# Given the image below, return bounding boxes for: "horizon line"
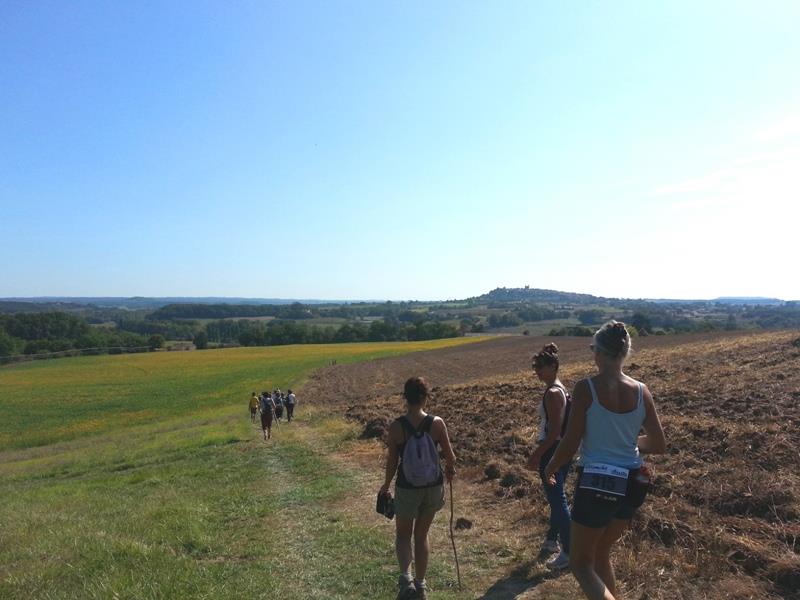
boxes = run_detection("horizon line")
[1,292,793,304]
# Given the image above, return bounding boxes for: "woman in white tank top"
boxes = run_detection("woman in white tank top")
[525,343,572,570]
[544,321,666,600]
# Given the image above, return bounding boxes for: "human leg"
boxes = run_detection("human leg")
[395,516,414,575]
[594,518,629,596]
[543,464,572,553]
[395,516,415,598]
[542,480,559,544]
[569,521,617,600]
[412,510,436,584]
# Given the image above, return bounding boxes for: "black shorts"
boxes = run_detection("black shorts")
[260,412,273,428]
[571,466,649,528]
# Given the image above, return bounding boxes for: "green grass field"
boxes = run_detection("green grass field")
[0,339,483,600]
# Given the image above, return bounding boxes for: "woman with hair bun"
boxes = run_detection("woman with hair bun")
[545,321,666,600]
[525,343,572,570]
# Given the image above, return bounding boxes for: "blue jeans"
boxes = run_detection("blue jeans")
[539,446,571,553]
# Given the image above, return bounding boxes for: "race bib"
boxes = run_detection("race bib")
[579,463,629,497]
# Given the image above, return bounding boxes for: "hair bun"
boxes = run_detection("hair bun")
[594,320,632,358]
[543,343,559,355]
[612,322,628,336]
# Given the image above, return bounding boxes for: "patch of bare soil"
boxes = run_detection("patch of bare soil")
[303,331,800,599]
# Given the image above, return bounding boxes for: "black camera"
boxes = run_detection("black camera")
[376,491,395,520]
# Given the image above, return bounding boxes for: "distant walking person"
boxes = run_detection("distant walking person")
[286,389,296,422]
[545,321,666,600]
[259,391,276,440]
[379,377,456,600]
[526,343,572,570]
[273,391,284,421]
[249,392,259,423]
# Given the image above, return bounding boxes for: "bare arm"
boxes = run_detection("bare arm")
[539,389,566,452]
[380,420,401,494]
[637,385,666,454]
[525,389,566,470]
[433,417,456,481]
[545,380,589,478]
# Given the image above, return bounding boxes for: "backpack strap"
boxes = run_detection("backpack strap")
[398,416,416,438]
[399,415,434,437]
[419,415,434,434]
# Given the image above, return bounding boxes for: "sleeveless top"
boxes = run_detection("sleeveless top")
[536,383,571,442]
[395,415,444,489]
[577,378,645,469]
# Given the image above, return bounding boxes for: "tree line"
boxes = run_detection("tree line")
[0,312,151,357]
[0,311,462,359]
[202,318,460,347]
[148,302,315,320]
[148,301,450,323]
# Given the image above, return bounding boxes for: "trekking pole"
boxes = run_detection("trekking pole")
[448,480,462,591]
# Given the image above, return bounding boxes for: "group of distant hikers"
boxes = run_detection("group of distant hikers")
[248,389,297,440]
[379,320,667,600]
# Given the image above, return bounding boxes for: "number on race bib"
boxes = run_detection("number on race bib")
[579,463,630,497]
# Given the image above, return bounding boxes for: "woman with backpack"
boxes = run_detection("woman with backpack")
[544,321,666,600]
[259,391,275,440]
[525,343,572,571]
[378,376,456,600]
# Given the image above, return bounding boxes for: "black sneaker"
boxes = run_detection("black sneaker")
[411,580,428,599]
[396,575,416,600]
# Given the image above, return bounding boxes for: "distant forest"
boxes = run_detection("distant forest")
[0,312,150,358]
[1,287,799,361]
[0,307,462,360]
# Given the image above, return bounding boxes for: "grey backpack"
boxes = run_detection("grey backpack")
[400,416,441,487]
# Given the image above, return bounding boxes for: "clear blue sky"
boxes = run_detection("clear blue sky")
[2,1,798,300]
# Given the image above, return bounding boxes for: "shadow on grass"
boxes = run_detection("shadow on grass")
[478,560,567,599]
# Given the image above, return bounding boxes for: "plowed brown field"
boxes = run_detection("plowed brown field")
[303,331,800,599]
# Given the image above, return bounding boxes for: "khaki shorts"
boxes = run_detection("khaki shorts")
[395,484,445,520]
